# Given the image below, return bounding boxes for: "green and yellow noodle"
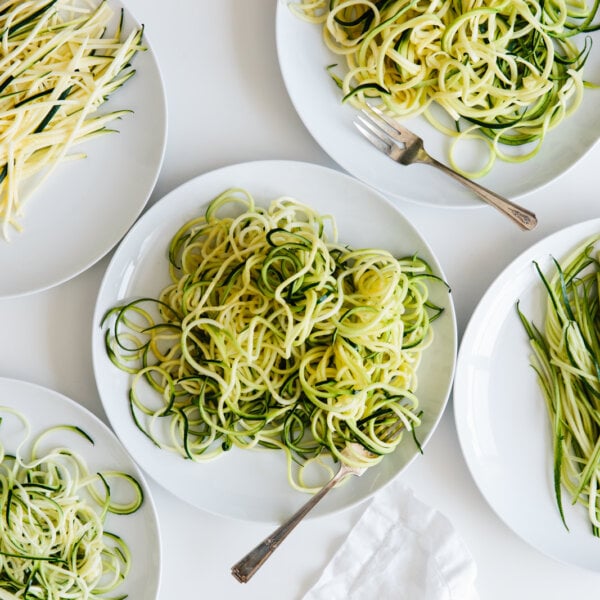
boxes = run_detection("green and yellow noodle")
[0,407,143,598]
[518,234,600,535]
[103,188,446,490]
[0,0,145,239]
[291,0,599,175]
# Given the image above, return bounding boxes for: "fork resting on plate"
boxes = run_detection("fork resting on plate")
[231,420,404,583]
[355,107,537,231]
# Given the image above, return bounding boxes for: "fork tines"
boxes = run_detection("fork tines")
[378,416,406,445]
[354,106,413,155]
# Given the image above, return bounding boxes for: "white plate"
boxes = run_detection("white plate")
[91,159,457,522]
[0,377,161,597]
[0,0,167,298]
[454,218,600,571]
[276,2,600,208]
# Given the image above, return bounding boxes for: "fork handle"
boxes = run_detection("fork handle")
[424,156,537,231]
[231,466,348,583]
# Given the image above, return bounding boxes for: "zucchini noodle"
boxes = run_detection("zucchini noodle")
[102,188,447,491]
[518,234,600,535]
[291,0,599,175]
[0,406,143,599]
[0,0,145,240]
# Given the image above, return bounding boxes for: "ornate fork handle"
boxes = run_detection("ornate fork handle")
[356,107,538,231]
[415,148,537,231]
[231,462,361,583]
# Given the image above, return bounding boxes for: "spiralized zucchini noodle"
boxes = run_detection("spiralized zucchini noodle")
[0,0,145,240]
[518,234,600,535]
[0,406,143,599]
[102,188,447,491]
[290,0,599,176]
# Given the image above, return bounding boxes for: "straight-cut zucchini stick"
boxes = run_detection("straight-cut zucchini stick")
[518,234,600,535]
[0,0,145,240]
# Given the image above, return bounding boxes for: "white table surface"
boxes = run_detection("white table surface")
[2,1,600,597]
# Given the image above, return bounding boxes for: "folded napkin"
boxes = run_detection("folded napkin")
[303,480,479,600]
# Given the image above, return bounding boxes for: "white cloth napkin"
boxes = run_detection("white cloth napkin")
[303,480,479,600]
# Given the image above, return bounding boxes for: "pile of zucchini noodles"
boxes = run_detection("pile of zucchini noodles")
[0,406,143,598]
[518,235,600,535]
[291,0,599,176]
[102,188,446,491]
[0,0,144,240]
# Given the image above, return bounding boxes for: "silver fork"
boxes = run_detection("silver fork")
[231,420,404,583]
[355,107,537,231]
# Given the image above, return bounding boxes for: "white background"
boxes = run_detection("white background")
[2,1,600,597]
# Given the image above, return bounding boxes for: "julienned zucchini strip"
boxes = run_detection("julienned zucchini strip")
[0,406,143,598]
[518,233,600,535]
[0,0,145,240]
[291,0,599,176]
[102,188,449,492]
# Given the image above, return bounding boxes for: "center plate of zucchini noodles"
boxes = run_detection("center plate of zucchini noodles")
[92,160,457,522]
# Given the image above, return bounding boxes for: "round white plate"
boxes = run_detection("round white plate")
[454,218,600,571]
[276,2,600,208]
[0,377,161,597]
[0,0,167,298]
[91,159,457,523]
